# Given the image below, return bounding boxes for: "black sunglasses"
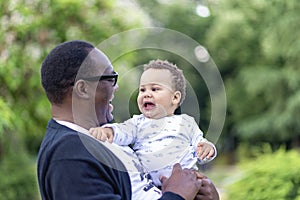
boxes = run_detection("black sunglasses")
[79,71,118,86]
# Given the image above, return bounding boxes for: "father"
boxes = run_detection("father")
[37,40,219,200]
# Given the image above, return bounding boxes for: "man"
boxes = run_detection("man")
[37,40,219,200]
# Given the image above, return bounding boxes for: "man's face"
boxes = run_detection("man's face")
[94,65,118,126]
[77,48,118,127]
[71,48,118,129]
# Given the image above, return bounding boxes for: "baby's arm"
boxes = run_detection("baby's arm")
[89,127,114,143]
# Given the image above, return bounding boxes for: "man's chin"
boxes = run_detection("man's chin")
[97,110,114,126]
[98,114,113,126]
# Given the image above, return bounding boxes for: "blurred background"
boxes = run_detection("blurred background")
[1,0,300,199]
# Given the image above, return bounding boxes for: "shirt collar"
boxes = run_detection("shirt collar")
[54,119,90,136]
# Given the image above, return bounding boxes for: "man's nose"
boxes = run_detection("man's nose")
[113,83,119,91]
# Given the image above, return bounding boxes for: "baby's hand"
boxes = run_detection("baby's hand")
[89,127,114,143]
[197,142,215,160]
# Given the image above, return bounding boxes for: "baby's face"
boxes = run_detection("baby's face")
[137,68,180,119]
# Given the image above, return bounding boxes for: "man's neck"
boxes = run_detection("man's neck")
[51,102,99,130]
[52,103,74,123]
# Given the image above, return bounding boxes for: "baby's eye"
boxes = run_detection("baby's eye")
[152,87,160,91]
[140,88,145,92]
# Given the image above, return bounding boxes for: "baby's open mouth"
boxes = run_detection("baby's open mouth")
[144,102,155,110]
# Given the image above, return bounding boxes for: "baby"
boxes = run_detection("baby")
[90,59,217,186]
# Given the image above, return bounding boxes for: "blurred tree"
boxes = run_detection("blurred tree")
[0,0,150,198]
[2,0,299,190]
[0,98,14,158]
[207,0,300,152]
[0,0,148,154]
[125,0,216,132]
[0,98,38,199]
[227,148,300,200]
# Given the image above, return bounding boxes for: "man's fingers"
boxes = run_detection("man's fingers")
[202,178,213,186]
[192,170,207,179]
[195,178,203,190]
[160,163,182,184]
[172,163,182,173]
[159,175,167,184]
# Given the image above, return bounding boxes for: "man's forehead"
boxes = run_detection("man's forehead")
[76,48,113,78]
[86,48,112,74]
[91,48,110,65]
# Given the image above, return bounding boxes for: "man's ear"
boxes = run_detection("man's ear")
[73,80,89,99]
[172,91,181,105]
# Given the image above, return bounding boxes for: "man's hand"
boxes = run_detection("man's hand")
[194,178,220,200]
[89,127,114,143]
[160,163,202,200]
[190,170,219,200]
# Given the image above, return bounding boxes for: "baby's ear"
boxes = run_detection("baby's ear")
[172,91,181,105]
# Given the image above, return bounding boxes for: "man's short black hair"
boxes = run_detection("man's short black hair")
[41,40,94,104]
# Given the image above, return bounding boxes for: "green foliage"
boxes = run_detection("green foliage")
[0,150,39,200]
[0,98,38,200]
[1,0,300,197]
[236,142,273,161]
[0,98,14,138]
[0,0,149,199]
[0,0,148,154]
[138,0,213,42]
[207,0,300,145]
[120,0,214,130]
[227,149,300,200]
